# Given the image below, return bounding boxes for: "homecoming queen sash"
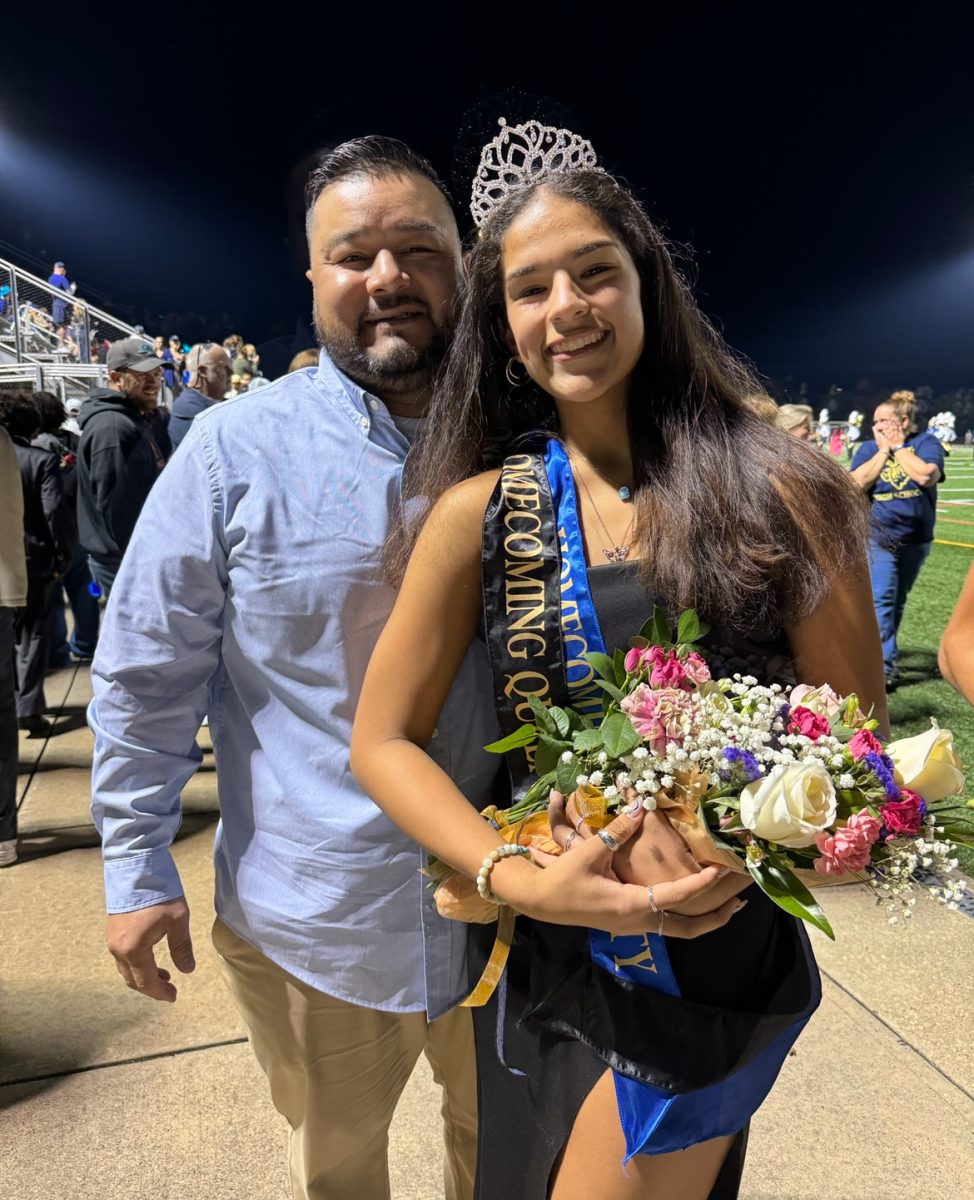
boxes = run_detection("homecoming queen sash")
[482,439,820,1160]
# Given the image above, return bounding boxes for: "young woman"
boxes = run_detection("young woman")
[351,141,887,1200]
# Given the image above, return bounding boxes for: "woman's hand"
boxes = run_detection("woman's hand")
[491,801,746,939]
[550,788,752,918]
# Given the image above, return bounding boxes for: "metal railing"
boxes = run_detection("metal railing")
[0,256,144,396]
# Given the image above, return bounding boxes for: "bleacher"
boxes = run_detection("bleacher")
[0,256,143,402]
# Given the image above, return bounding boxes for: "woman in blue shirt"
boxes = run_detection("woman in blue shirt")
[850,390,945,688]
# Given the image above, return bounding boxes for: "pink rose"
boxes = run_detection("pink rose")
[683,652,711,685]
[788,706,831,741]
[650,653,689,690]
[814,809,879,875]
[848,729,883,761]
[790,683,844,717]
[881,790,925,838]
[624,647,644,673]
[620,685,693,755]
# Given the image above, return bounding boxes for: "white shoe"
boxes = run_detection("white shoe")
[0,840,17,867]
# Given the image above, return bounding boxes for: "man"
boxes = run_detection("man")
[90,138,499,1200]
[168,342,231,449]
[77,337,168,597]
[850,390,944,689]
[0,408,29,867]
[48,261,74,338]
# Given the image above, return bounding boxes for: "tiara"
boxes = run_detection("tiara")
[470,118,600,228]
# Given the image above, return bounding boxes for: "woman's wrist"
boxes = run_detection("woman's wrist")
[486,852,541,909]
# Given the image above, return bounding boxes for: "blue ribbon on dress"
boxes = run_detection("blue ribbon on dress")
[543,437,815,1161]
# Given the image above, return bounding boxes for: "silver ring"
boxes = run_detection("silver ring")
[573,814,586,832]
[657,910,665,937]
[647,885,659,914]
[597,827,621,852]
[563,830,579,852]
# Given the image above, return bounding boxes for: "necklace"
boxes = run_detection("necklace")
[570,461,636,562]
[565,444,633,502]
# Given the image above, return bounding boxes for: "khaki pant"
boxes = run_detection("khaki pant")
[212,918,478,1200]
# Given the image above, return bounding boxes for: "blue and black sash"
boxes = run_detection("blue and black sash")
[482,439,820,1159]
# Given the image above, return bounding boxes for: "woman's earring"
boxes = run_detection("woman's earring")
[505,356,529,387]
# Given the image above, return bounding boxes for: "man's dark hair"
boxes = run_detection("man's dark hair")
[0,392,42,439]
[304,136,454,239]
[30,390,67,435]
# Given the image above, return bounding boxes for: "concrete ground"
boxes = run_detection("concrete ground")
[2,662,972,1199]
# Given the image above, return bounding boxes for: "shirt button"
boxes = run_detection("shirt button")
[360,415,369,429]
[369,399,379,411]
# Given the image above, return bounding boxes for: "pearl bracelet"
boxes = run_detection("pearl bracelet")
[476,844,532,903]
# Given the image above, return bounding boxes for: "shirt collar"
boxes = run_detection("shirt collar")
[311,349,411,450]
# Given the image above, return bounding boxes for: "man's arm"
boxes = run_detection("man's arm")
[91,420,228,1002]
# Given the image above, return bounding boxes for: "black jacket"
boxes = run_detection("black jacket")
[77,387,165,568]
[12,438,76,577]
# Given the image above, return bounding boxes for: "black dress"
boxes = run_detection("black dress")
[469,564,806,1200]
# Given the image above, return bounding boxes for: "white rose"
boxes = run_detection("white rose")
[739,762,837,849]
[885,725,965,802]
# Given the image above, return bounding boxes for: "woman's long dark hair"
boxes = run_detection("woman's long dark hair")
[391,169,869,633]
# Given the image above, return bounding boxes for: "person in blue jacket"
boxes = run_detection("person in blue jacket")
[850,390,944,688]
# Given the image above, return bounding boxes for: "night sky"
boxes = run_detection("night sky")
[2,4,972,393]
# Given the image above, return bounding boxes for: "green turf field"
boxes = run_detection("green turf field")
[888,444,974,872]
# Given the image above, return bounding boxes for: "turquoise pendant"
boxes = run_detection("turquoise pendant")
[618,486,632,502]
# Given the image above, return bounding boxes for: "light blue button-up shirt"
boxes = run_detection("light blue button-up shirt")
[89,353,500,1017]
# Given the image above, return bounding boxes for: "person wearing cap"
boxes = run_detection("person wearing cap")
[48,261,74,338]
[168,343,231,450]
[77,337,168,597]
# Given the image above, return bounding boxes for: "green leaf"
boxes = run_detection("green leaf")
[548,706,571,739]
[585,651,617,683]
[746,856,834,939]
[556,757,583,795]
[484,724,538,754]
[639,607,672,648]
[612,647,627,686]
[573,728,604,752]
[567,709,595,732]
[677,610,701,645]
[593,678,624,701]
[600,711,642,758]
[528,694,557,735]
[536,734,571,776]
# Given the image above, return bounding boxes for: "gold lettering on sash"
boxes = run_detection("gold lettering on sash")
[611,934,659,975]
[557,526,605,719]
[508,632,546,660]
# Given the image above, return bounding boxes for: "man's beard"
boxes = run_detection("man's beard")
[313,297,450,397]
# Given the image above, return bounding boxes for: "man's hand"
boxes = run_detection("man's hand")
[106,897,195,1003]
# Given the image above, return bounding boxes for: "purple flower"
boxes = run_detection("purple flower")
[722,747,763,783]
[865,751,900,800]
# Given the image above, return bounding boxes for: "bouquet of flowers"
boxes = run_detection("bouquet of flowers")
[474,609,972,938]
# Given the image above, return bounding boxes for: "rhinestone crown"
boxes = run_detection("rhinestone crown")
[470,118,600,228]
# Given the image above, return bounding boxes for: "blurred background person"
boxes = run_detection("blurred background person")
[775,403,814,440]
[48,260,74,341]
[30,391,99,664]
[169,342,232,450]
[850,389,945,689]
[287,348,319,373]
[6,394,74,737]
[0,401,28,866]
[939,562,974,705]
[77,338,168,598]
